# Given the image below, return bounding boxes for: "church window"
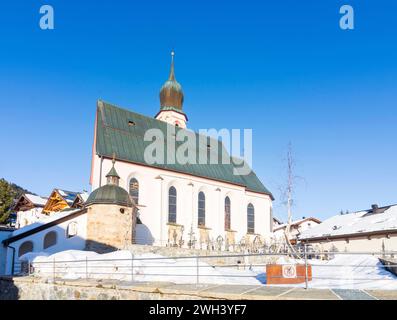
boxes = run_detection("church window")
[168,186,177,223]
[18,241,33,258]
[198,192,206,226]
[129,178,139,204]
[43,231,57,249]
[225,197,231,230]
[247,203,255,234]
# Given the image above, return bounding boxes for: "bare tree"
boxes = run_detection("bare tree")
[284,142,294,240]
[279,142,304,258]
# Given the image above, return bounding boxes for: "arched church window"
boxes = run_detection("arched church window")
[129,178,139,204]
[18,241,33,258]
[43,231,57,249]
[247,203,255,234]
[198,192,206,226]
[168,186,177,223]
[225,197,231,230]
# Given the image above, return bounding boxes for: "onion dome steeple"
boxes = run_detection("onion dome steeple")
[85,153,134,207]
[106,153,120,186]
[159,51,184,111]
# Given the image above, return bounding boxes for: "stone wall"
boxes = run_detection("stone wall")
[0,276,210,300]
[127,244,277,266]
[86,204,136,253]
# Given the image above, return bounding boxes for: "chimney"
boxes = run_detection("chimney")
[371,204,379,214]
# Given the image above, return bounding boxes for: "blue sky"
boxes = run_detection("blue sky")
[0,0,396,222]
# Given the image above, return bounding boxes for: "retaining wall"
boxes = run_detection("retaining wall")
[127,244,277,265]
[0,276,210,300]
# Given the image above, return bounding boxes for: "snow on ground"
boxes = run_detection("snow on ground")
[25,250,262,285]
[252,254,397,290]
[23,251,397,290]
[308,254,397,290]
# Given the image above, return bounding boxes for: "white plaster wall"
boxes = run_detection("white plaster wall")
[274,220,321,241]
[16,208,47,229]
[298,220,319,234]
[92,156,273,247]
[308,235,397,253]
[0,230,13,275]
[4,214,87,275]
[155,110,187,128]
[273,229,284,240]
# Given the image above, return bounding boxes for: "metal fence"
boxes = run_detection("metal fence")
[15,249,397,290]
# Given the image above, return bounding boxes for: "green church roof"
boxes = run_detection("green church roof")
[95,100,274,199]
[86,184,133,207]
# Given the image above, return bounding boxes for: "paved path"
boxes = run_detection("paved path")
[332,289,377,300]
[73,279,397,300]
[2,276,397,300]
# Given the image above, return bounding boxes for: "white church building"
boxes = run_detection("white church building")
[89,52,274,250]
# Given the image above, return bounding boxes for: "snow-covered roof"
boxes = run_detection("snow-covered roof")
[55,189,79,204]
[274,217,321,231]
[273,217,283,225]
[8,209,81,238]
[300,204,397,240]
[79,192,89,202]
[25,194,48,206]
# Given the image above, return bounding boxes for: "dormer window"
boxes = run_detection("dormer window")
[128,120,136,126]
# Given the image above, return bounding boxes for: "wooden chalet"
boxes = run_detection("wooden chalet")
[13,194,48,212]
[42,189,80,214]
[71,192,89,209]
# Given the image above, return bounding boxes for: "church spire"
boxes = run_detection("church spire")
[156,51,188,128]
[159,50,184,111]
[168,50,175,81]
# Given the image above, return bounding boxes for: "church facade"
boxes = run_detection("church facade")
[90,53,274,251]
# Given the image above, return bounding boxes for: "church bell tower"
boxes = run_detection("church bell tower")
[155,51,188,128]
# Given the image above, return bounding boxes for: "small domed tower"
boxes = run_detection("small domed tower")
[155,51,188,128]
[85,155,137,253]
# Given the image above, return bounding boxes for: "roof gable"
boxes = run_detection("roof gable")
[95,100,273,198]
[56,189,79,204]
[42,189,79,214]
[274,217,321,231]
[13,194,48,212]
